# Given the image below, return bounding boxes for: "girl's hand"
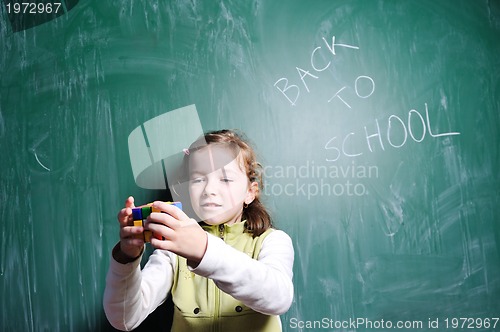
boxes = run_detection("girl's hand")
[146,201,208,267]
[116,196,144,261]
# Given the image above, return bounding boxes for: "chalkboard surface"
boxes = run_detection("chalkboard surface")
[1,0,499,331]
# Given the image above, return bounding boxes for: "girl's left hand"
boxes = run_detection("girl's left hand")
[145,201,208,267]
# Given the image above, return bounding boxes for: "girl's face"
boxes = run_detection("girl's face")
[188,144,256,225]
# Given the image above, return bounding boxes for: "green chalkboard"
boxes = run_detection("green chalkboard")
[1,0,499,331]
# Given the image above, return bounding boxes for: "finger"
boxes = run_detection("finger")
[117,197,136,226]
[120,225,143,238]
[117,207,133,225]
[125,196,135,209]
[146,221,175,239]
[120,226,145,246]
[150,236,173,250]
[147,211,181,231]
[152,201,188,220]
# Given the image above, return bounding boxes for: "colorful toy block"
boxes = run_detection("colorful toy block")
[132,201,182,243]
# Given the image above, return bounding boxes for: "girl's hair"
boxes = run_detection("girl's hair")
[184,129,273,237]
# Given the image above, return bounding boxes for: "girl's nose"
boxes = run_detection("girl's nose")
[202,176,217,196]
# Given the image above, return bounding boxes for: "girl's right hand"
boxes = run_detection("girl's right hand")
[116,196,144,260]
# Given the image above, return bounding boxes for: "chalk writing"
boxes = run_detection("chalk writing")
[273,33,461,162]
[328,75,375,108]
[274,35,359,106]
[325,103,460,162]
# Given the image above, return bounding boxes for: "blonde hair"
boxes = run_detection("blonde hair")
[184,129,273,237]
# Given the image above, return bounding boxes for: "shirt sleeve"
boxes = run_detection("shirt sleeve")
[189,230,294,315]
[103,245,177,331]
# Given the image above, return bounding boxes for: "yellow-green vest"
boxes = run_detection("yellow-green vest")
[171,221,282,332]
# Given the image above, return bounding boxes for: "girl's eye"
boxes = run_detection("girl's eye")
[191,178,204,184]
[221,178,233,183]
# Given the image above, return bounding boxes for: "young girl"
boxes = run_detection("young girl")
[103,129,294,331]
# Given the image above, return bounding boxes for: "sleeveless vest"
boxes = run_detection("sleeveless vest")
[171,221,281,332]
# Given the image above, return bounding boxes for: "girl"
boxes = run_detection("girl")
[103,129,294,331]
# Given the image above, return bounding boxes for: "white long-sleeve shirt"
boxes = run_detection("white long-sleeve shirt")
[103,227,294,331]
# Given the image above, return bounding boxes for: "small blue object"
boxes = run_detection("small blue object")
[132,208,142,220]
[171,202,182,210]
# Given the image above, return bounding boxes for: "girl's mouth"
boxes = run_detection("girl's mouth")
[201,202,222,208]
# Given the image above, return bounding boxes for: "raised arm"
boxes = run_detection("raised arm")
[190,230,294,315]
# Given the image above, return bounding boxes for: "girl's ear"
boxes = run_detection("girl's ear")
[245,181,259,204]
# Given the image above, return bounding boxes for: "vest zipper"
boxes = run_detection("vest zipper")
[213,280,221,332]
[218,224,225,240]
[214,224,225,331]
